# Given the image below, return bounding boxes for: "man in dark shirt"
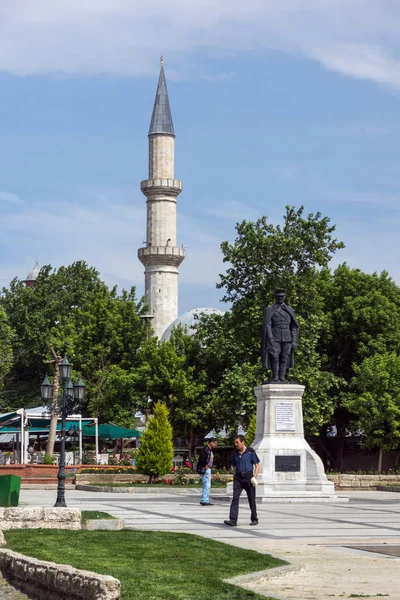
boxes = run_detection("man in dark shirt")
[224,434,260,526]
[197,437,217,506]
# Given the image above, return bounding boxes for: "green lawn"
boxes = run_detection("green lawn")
[4,530,284,600]
[81,510,116,523]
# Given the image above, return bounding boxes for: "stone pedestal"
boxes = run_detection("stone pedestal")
[228,383,346,502]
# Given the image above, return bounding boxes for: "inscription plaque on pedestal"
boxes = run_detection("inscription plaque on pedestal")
[275,455,301,472]
[276,402,295,431]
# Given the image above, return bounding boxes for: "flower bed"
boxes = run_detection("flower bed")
[75,472,232,486]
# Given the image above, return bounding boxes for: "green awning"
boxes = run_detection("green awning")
[0,418,95,434]
[0,412,18,425]
[83,423,141,439]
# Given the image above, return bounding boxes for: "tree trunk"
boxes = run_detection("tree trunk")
[335,435,345,471]
[316,436,335,471]
[333,416,348,471]
[378,447,383,473]
[46,347,61,456]
[187,427,194,463]
[395,448,400,469]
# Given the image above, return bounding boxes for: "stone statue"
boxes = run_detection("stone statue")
[261,289,299,383]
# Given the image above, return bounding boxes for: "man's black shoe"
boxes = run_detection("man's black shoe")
[250,520,259,526]
[200,502,213,506]
[224,519,237,526]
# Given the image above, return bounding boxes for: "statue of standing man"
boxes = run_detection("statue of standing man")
[261,289,299,383]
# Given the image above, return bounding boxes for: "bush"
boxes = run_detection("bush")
[42,454,56,465]
[82,452,97,465]
[136,401,174,483]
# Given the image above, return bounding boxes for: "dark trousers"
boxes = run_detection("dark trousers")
[269,341,292,380]
[229,472,257,523]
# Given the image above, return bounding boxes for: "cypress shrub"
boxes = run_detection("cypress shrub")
[245,414,257,447]
[136,401,174,482]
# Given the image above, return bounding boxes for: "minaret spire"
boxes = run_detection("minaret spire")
[138,60,185,339]
[148,57,175,137]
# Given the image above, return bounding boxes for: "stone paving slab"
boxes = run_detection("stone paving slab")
[345,544,400,557]
[16,488,400,600]
[0,577,31,600]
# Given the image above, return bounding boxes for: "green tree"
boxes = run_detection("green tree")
[135,326,211,459]
[135,401,174,482]
[318,265,400,468]
[245,414,257,447]
[197,206,344,433]
[1,262,147,453]
[344,353,400,472]
[0,307,13,399]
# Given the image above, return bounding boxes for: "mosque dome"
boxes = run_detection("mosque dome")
[161,307,225,342]
[24,259,41,287]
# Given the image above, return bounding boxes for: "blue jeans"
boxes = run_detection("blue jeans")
[200,469,211,503]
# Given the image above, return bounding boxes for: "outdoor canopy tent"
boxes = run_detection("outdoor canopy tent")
[0,407,98,464]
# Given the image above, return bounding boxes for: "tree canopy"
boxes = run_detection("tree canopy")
[1,261,146,423]
[0,307,13,396]
[196,206,344,435]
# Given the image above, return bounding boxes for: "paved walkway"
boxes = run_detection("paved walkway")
[0,577,30,600]
[15,488,400,599]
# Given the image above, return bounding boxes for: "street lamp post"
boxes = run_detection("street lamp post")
[67,425,80,465]
[41,357,85,507]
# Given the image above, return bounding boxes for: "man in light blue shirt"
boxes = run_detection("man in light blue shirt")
[197,437,218,506]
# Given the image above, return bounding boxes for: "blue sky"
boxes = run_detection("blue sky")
[1,0,400,314]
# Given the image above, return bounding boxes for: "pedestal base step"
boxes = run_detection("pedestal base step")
[257,492,349,503]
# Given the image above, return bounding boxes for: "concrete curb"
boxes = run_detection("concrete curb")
[377,485,400,492]
[76,484,226,496]
[224,563,301,586]
[83,519,125,530]
[0,549,120,600]
[224,563,302,599]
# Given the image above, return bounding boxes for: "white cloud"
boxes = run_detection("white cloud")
[0,191,24,205]
[205,200,260,221]
[1,1,400,88]
[0,189,226,296]
[326,189,400,206]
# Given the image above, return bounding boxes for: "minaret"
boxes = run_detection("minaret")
[138,58,185,339]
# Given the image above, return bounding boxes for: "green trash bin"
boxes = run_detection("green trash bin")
[0,474,21,507]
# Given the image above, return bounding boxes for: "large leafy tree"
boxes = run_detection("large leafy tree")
[0,307,13,401]
[1,261,147,437]
[344,353,400,471]
[197,206,344,434]
[318,265,400,467]
[134,326,213,459]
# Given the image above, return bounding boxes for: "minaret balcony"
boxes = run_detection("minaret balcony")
[137,245,186,268]
[141,178,183,197]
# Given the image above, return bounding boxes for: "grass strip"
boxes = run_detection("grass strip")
[81,510,116,523]
[4,529,284,600]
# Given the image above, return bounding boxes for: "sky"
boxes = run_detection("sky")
[1,0,400,315]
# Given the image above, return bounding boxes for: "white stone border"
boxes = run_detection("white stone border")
[0,549,120,600]
[0,507,81,530]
